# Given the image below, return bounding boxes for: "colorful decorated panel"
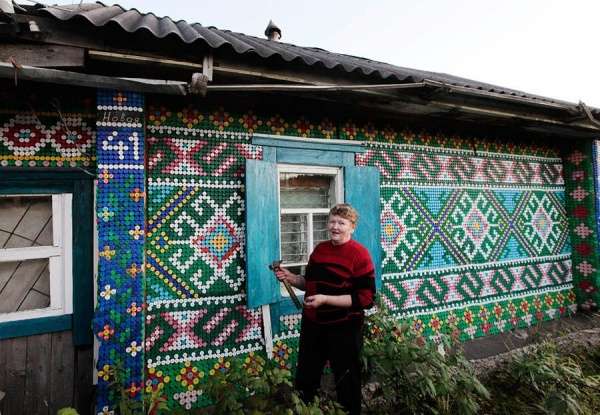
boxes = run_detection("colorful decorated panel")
[565,143,600,311]
[143,102,581,410]
[0,102,95,168]
[145,106,267,410]
[358,141,576,339]
[94,90,146,414]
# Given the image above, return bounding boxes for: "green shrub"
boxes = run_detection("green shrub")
[203,355,346,415]
[361,306,489,415]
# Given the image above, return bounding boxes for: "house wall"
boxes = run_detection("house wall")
[0,332,93,415]
[140,96,595,411]
[361,141,572,337]
[3,85,599,414]
[0,87,96,415]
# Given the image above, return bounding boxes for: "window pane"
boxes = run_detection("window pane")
[0,259,50,313]
[312,214,329,248]
[281,214,308,263]
[0,196,53,249]
[280,173,334,209]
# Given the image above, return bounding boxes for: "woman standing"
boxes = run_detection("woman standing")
[274,203,376,415]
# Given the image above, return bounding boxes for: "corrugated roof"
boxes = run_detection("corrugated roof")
[34,2,567,106]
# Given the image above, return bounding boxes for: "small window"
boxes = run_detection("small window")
[0,194,73,323]
[278,165,343,295]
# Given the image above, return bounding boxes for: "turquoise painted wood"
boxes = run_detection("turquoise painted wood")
[276,148,348,166]
[342,152,355,166]
[253,135,364,154]
[262,146,276,162]
[345,165,383,289]
[245,160,281,308]
[0,183,73,194]
[0,172,94,344]
[270,295,304,334]
[72,179,94,345]
[0,170,94,181]
[0,315,72,340]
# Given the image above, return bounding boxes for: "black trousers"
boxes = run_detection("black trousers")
[295,318,363,415]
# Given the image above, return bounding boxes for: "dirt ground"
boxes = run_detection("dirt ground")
[465,311,600,373]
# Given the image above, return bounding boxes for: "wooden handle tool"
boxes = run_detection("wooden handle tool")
[269,260,303,310]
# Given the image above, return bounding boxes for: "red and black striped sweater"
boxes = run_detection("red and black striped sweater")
[303,239,376,324]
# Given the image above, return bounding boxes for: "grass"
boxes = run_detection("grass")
[478,340,600,414]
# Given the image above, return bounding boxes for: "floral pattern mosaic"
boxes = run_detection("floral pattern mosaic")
[565,142,600,310]
[0,107,96,167]
[94,90,146,414]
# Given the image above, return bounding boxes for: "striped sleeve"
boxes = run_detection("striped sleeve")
[350,248,376,310]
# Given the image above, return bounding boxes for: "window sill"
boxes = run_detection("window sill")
[0,314,72,340]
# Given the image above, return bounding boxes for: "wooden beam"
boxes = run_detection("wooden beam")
[11,15,207,66]
[0,62,188,95]
[202,53,213,81]
[430,99,600,131]
[206,82,427,92]
[12,15,106,50]
[0,44,84,67]
[211,56,444,106]
[88,49,202,70]
[213,60,322,85]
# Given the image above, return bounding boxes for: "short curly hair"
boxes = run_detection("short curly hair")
[329,203,358,224]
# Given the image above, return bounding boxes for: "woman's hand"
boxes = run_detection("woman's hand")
[273,266,306,290]
[304,294,328,309]
[274,267,295,283]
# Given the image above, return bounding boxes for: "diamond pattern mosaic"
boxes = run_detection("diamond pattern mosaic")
[139,103,585,410]
[379,187,569,273]
[144,105,267,410]
[146,182,246,298]
[360,141,576,337]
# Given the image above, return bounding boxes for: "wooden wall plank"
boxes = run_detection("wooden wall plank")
[24,333,51,415]
[0,338,6,414]
[0,44,85,68]
[74,346,94,415]
[0,331,88,414]
[49,331,75,414]
[3,337,27,415]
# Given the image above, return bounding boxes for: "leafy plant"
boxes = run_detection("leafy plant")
[105,360,171,415]
[203,354,346,415]
[481,341,600,414]
[361,304,489,415]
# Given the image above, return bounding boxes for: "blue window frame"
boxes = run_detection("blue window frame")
[245,134,381,335]
[0,170,94,345]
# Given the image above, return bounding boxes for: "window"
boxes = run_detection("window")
[0,171,93,344]
[0,194,72,322]
[278,165,343,285]
[245,133,382,354]
[246,133,381,308]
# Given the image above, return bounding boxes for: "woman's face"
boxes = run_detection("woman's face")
[328,214,355,245]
